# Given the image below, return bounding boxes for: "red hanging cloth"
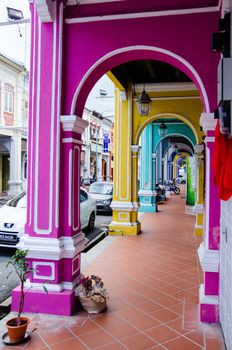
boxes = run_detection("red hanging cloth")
[212,120,232,200]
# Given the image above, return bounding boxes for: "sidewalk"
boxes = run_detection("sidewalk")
[0,194,225,350]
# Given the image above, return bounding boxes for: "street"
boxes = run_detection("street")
[0,213,112,304]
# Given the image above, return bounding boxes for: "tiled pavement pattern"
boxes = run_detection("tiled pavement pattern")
[0,193,226,349]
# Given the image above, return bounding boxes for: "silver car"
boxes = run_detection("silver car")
[88,182,113,213]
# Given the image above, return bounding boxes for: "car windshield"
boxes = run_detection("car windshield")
[89,183,113,195]
[7,192,26,208]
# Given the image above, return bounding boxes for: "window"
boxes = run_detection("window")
[4,85,14,113]
[80,189,88,203]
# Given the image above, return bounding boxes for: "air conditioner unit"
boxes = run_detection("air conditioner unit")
[217,58,232,105]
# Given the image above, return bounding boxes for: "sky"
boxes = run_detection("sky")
[0,0,115,115]
[0,0,31,69]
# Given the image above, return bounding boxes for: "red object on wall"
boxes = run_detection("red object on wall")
[213,120,232,200]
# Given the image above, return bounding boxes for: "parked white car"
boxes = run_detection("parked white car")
[88,182,113,213]
[0,189,96,248]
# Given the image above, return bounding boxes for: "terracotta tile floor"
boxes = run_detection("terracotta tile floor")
[0,192,226,349]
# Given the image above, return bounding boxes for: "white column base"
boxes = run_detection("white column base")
[7,180,23,195]
[199,284,219,305]
[198,242,219,272]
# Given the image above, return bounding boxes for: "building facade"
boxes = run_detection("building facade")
[13,4,232,347]
[0,53,28,195]
[81,108,114,183]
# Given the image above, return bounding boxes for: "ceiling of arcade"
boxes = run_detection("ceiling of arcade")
[65,0,219,20]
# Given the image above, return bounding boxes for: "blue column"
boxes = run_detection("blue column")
[138,124,157,212]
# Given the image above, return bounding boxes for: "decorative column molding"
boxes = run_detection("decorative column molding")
[12,3,87,317]
[194,143,205,236]
[17,233,87,260]
[60,115,89,134]
[138,125,157,213]
[200,113,217,132]
[109,89,141,235]
[198,113,220,323]
[198,242,220,272]
[34,0,55,22]
[200,113,217,142]
[131,145,140,153]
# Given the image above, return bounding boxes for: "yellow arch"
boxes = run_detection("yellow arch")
[135,113,199,145]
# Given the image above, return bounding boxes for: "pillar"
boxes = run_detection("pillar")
[194,144,204,236]
[138,124,157,212]
[84,143,91,182]
[198,113,220,323]
[12,2,88,316]
[8,131,23,194]
[97,150,102,181]
[109,90,141,235]
[106,154,111,181]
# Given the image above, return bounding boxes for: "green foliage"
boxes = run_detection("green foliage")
[6,250,33,322]
[6,250,33,282]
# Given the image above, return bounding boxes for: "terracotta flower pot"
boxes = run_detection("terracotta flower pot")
[6,317,30,342]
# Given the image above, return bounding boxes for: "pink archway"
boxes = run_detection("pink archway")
[70,46,210,117]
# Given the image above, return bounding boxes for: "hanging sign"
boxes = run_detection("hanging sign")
[103,134,110,153]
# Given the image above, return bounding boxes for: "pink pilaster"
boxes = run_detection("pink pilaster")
[198,113,220,323]
[12,2,87,316]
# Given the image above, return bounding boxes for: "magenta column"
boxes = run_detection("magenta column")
[198,113,220,323]
[11,2,87,315]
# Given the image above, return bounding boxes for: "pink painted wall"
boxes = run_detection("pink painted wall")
[205,272,219,295]
[62,11,220,116]
[26,4,63,238]
[207,139,220,250]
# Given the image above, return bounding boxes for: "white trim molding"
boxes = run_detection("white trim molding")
[131,145,140,153]
[205,136,215,143]
[111,201,139,211]
[35,0,55,22]
[32,261,55,280]
[17,232,87,260]
[110,221,139,227]
[198,242,220,272]
[66,6,219,24]
[199,284,219,305]
[24,276,80,292]
[138,189,156,196]
[195,224,203,229]
[200,113,217,132]
[195,203,204,214]
[60,115,89,134]
[135,82,197,93]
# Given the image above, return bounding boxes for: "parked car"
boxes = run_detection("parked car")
[0,189,96,248]
[88,182,113,213]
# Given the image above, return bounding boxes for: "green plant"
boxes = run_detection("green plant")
[6,250,33,326]
[75,274,108,303]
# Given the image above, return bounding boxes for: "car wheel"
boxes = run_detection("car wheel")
[86,212,95,232]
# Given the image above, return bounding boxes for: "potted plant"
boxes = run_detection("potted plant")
[75,274,108,314]
[5,250,33,343]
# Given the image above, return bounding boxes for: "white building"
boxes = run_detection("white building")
[81,108,114,183]
[0,53,28,194]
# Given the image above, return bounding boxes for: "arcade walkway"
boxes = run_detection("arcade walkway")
[1,194,225,350]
